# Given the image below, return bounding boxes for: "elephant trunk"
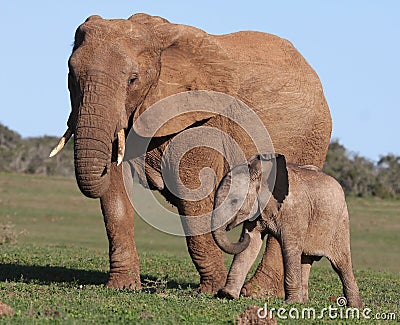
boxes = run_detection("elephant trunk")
[74,116,113,198]
[70,71,127,199]
[212,220,250,255]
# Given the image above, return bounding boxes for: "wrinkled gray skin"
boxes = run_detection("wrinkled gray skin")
[212,154,363,307]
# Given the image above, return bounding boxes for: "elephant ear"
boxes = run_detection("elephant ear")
[255,153,289,206]
[271,154,289,203]
[130,15,239,137]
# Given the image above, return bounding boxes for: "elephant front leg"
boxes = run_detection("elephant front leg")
[242,235,285,298]
[100,164,141,290]
[282,246,302,303]
[218,227,263,299]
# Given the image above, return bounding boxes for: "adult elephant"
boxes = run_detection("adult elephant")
[50,13,332,295]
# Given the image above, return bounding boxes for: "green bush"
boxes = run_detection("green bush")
[324,139,400,199]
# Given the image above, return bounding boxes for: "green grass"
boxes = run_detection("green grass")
[0,172,399,324]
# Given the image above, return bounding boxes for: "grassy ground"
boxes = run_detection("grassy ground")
[0,172,399,324]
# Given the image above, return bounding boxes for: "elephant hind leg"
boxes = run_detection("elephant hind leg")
[186,233,227,293]
[300,255,315,302]
[328,253,363,308]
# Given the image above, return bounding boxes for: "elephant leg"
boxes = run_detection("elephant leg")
[218,228,263,299]
[242,235,285,298]
[178,191,227,293]
[100,164,141,290]
[186,234,227,293]
[282,245,302,303]
[329,254,363,308]
[300,255,314,302]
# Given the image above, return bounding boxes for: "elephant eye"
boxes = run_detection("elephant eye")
[231,198,238,205]
[128,75,138,85]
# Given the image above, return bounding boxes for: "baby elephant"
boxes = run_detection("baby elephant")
[212,153,362,307]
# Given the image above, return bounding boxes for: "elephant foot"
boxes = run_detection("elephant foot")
[105,272,142,290]
[346,294,363,308]
[197,271,227,294]
[217,287,239,300]
[284,296,302,304]
[241,276,285,298]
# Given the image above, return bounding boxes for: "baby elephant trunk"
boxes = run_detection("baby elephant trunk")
[212,224,250,255]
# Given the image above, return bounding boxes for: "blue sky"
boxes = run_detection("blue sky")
[0,1,399,161]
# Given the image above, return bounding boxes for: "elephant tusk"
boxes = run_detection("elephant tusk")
[49,128,73,158]
[117,129,125,166]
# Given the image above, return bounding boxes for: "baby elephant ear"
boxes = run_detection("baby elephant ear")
[273,154,289,203]
[258,153,289,204]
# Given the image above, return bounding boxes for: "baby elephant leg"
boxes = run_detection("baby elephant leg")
[282,246,303,303]
[242,235,285,298]
[328,226,363,308]
[218,229,263,299]
[300,255,315,302]
[329,254,363,308]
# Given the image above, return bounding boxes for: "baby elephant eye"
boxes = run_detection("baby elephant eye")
[231,198,238,205]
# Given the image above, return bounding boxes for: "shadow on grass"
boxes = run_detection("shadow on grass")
[0,264,197,291]
[0,263,108,285]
